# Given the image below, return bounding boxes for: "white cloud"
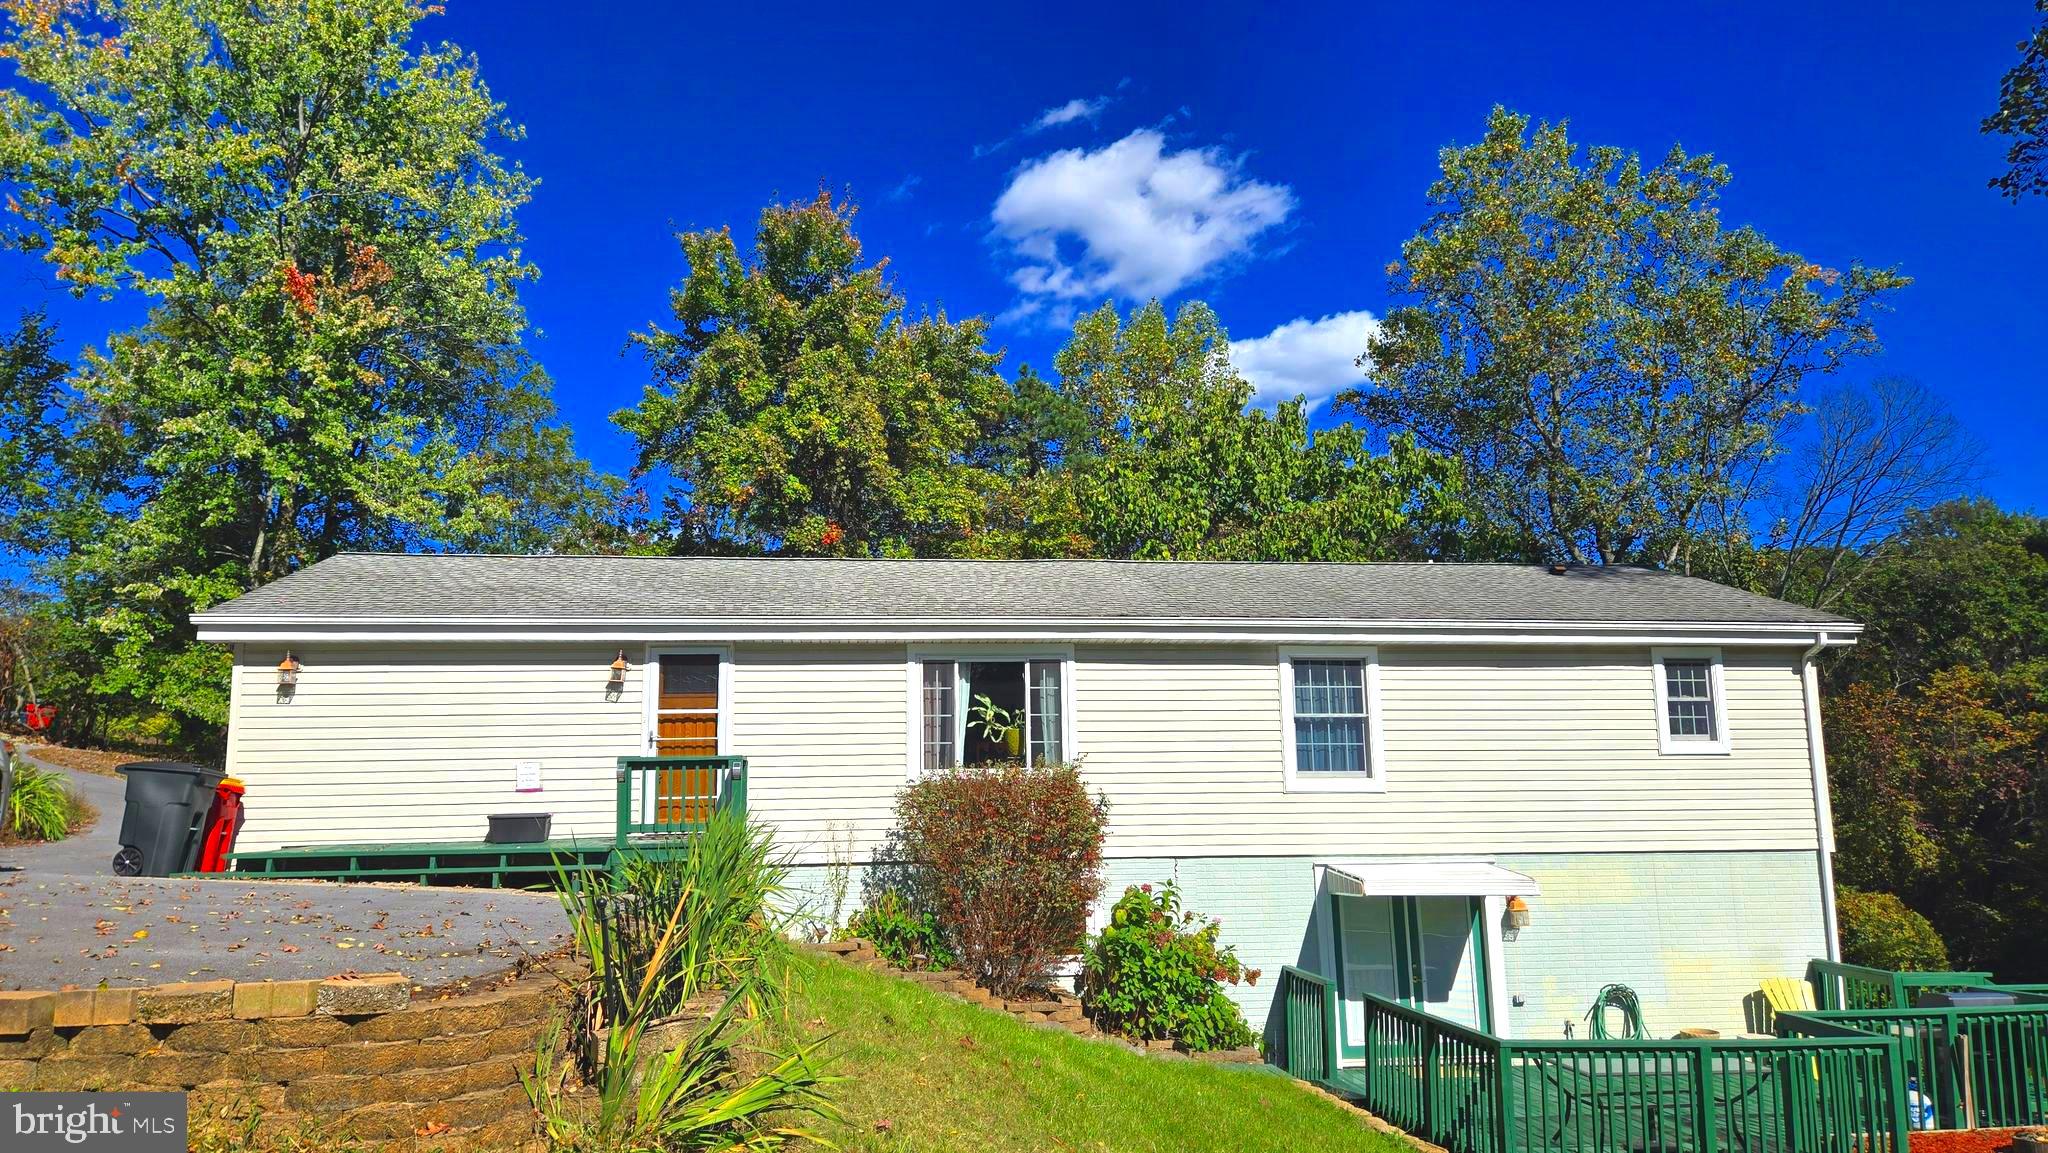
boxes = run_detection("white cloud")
[975,93,1115,159]
[1231,310,1380,410]
[1032,97,1109,131]
[887,174,921,202]
[990,129,1294,309]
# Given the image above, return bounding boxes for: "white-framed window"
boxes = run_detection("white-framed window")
[1650,646,1731,755]
[905,648,1076,776]
[1281,646,1386,793]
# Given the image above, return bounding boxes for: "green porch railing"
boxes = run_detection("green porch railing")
[614,755,747,846]
[1275,966,1342,1087]
[1268,968,1910,1153]
[1357,994,1507,1153]
[1792,1004,2048,1130]
[1806,959,1998,1011]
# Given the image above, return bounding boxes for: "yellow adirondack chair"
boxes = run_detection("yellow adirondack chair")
[1749,976,1817,1036]
[1762,976,1817,1015]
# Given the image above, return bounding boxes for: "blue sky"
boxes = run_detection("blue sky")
[7,1,2046,510]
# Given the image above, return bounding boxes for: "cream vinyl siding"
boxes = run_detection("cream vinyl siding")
[225,640,1820,861]
[727,643,908,860]
[226,645,643,851]
[1071,644,1819,856]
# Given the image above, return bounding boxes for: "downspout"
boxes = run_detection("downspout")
[1801,630,1842,962]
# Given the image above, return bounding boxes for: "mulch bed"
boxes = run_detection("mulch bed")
[1910,1128,2046,1153]
[21,743,150,777]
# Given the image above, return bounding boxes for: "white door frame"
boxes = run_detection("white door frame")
[638,645,733,824]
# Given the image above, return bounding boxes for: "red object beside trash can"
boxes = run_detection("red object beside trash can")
[22,703,56,731]
[196,777,245,873]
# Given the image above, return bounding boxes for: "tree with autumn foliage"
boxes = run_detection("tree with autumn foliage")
[0,0,607,747]
[618,192,1010,557]
[1824,503,2048,979]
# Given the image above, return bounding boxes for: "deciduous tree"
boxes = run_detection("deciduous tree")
[1824,503,2048,979]
[617,192,1010,557]
[1986,1,2048,201]
[0,0,603,745]
[1031,301,1464,561]
[1342,107,1908,567]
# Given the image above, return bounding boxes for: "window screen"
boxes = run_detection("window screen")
[1294,658,1368,773]
[1664,658,1716,740]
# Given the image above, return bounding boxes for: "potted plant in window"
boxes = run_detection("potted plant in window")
[968,694,1022,758]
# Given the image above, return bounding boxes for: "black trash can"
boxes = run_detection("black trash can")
[113,761,224,876]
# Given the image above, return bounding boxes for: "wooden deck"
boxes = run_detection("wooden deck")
[220,837,620,887]
[215,755,748,888]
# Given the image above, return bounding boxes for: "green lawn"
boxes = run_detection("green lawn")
[777,953,1409,1153]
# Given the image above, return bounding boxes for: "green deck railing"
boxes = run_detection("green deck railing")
[614,755,747,845]
[1790,1004,2048,1130]
[1275,965,1342,1086]
[1806,959,1998,1011]
[1270,968,1909,1153]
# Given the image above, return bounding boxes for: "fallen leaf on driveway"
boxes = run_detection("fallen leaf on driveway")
[131,929,148,940]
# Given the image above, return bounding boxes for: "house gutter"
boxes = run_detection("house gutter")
[1802,630,1842,962]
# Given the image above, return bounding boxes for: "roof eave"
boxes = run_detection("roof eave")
[191,614,1861,647]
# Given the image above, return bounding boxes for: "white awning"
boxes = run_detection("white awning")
[1320,859,1540,899]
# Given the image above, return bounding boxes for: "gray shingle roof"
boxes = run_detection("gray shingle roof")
[194,553,1853,627]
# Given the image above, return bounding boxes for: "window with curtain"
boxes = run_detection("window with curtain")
[922,660,957,773]
[917,658,1063,771]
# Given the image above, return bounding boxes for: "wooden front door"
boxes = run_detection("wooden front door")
[653,652,719,825]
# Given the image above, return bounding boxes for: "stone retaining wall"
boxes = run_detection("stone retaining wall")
[0,973,554,1151]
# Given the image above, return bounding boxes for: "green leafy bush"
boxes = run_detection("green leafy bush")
[843,891,955,971]
[1080,882,1258,1052]
[5,761,75,841]
[1838,887,1951,971]
[893,761,1108,996]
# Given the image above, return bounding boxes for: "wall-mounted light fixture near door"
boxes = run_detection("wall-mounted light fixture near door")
[1503,895,1532,941]
[276,651,301,687]
[607,650,629,699]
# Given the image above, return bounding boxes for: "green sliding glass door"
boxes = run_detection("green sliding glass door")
[1331,893,1489,1057]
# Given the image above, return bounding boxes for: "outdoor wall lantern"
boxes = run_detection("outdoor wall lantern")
[276,651,301,688]
[607,650,629,694]
[1503,895,1532,941]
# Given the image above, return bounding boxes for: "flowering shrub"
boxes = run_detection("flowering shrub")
[893,761,1108,996]
[842,891,955,971]
[1080,882,1258,1052]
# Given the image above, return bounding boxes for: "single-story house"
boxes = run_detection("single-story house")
[192,553,1855,1046]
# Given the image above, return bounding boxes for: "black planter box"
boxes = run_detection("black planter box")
[486,813,552,844]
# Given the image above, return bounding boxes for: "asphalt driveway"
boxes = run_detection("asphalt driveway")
[0,752,572,990]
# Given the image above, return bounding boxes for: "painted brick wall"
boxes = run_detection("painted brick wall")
[1095,857,1320,1033]
[1497,849,1826,1038]
[784,849,1825,1041]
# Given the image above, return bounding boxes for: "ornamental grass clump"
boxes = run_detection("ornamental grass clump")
[4,761,78,842]
[893,761,1108,997]
[1080,882,1259,1052]
[528,807,837,1151]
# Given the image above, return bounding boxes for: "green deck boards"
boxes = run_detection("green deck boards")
[219,835,695,887]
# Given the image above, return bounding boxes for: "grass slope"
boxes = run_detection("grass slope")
[782,953,1407,1153]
